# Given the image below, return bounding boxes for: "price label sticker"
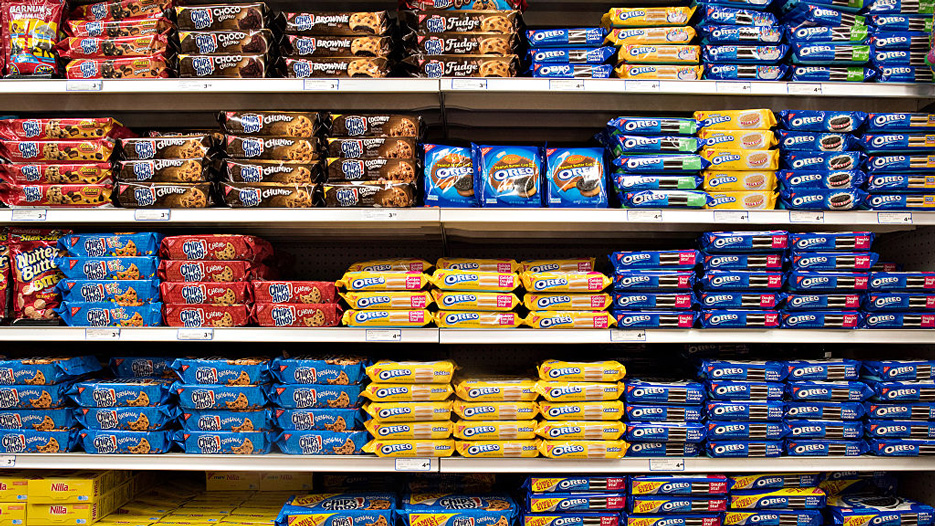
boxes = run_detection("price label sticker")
[450,78,487,90]
[628,209,663,222]
[178,80,213,90]
[85,328,120,340]
[549,79,585,90]
[878,212,912,224]
[134,209,170,221]
[304,79,339,90]
[65,80,102,91]
[11,209,46,221]
[0,456,15,467]
[362,210,399,220]
[177,328,214,341]
[789,210,825,223]
[716,81,751,93]
[611,329,646,342]
[714,211,749,222]
[788,83,823,95]
[649,459,685,471]
[395,458,432,471]
[625,80,660,91]
[366,329,402,342]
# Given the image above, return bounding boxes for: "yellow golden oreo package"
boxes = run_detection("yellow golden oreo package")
[537,440,629,460]
[605,26,696,45]
[538,400,625,420]
[535,420,626,440]
[521,258,595,272]
[364,420,454,440]
[430,269,520,292]
[536,381,625,402]
[362,401,453,422]
[700,148,779,170]
[336,271,429,291]
[698,129,778,150]
[437,258,520,272]
[706,191,778,210]
[363,439,455,457]
[347,258,433,273]
[366,360,456,384]
[537,359,626,382]
[618,44,700,64]
[455,439,540,458]
[453,420,538,440]
[524,293,613,311]
[341,291,434,310]
[614,64,703,80]
[361,383,454,402]
[703,170,778,191]
[602,6,695,27]
[520,271,610,293]
[453,400,539,420]
[342,309,432,327]
[524,311,615,329]
[695,109,777,130]
[454,377,538,402]
[431,289,521,311]
[434,311,523,328]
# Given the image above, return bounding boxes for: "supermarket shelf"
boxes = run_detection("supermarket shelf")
[440,457,935,473]
[0,327,440,343]
[439,329,935,345]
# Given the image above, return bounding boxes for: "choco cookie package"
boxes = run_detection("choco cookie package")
[177,3,272,78]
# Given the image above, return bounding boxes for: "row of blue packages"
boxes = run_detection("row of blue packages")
[107,355,370,385]
[56,302,163,327]
[53,256,159,280]
[696,358,935,381]
[706,400,932,421]
[57,232,163,257]
[0,355,101,385]
[708,439,870,457]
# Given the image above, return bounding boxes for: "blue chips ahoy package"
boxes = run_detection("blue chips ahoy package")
[545,148,607,208]
[79,429,170,454]
[77,406,176,431]
[56,280,160,305]
[54,256,159,280]
[171,357,270,385]
[270,355,369,385]
[179,409,273,432]
[109,356,173,378]
[174,430,272,454]
[278,493,397,525]
[0,356,100,385]
[173,383,267,410]
[57,302,163,327]
[276,430,368,455]
[472,144,542,207]
[57,232,162,257]
[267,384,362,409]
[69,378,173,407]
[0,429,76,453]
[403,494,518,526]
[0,408,75,430]
[424,144,476,208]
[274,408,363,430]
[2,384,72,409]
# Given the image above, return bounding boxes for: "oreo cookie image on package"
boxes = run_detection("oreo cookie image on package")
[472,144,542,207]
[545,147,607,207]
[424,144,476,207]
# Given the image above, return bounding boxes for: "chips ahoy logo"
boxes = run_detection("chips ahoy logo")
[86,22,104,36]
[238,189,262,207]
[271,306,296,327]
[92,388,117,406]
[192,56,215,76]
[197,415,221,430]
[242,138,264,158]
[86,308,111,327]
[0,413,22,429]
[17,142,38,159]
[342,160,365,180]
[424,61,444,78]
[240,114,263,134]
[293,388,318,408]
[344,117,368,136]
[20,120,41,137]
[182,240,207,260]
[240,166,262,182]
[20,165,40,181]
[95,410,118,429]
[23,186,42,202]
[197,434,222,454]
[194,33,218,53]
[134,187,157,206]
[0,390,19,409]
[293,367,317,384]
[180,308,206,327]
[90,3,107,19]
[179,263,205,282]
[292,61,311,78]
[195,367,219,384]
[191,8,214,29]
[191,389,216,410]
[80,38,100,55]
[299,434,323,454]
[91,434,117,454]
[181,285,206,304]
[133,140,156,159]
[83,261,107,280]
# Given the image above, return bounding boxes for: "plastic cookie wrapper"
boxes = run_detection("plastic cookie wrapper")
[699,5,777,25]
[454,400,539,420]
[522,258,596,272]
[0,356,100,386]
[520,271,611,293]
[365,420,454,440]
[69,378,172,407]
[527,47,616,64]
[601,7,696,27]
[606,26,696,45]
[435,311,522,328]
[454,377,537,402]
[170,357,269,386]
[438,258,520,272]
[703,170,778,191]
[699,230,789,253]
[0,408,76,430]
[699,270,784,290]
[535,420,626,440]
[614,292,697,310]
[538,400,625,421]
[524,293,612,311]
[55,256,158,281]
[612,310,698,328]
[610,250,699,269]
[524,476,628,493]
[267,384,363,409]
[619,190,710,208]
[699,130,777,150]
[700,25,783,44]
[705,191,778,209]
[429,268,520,292]
[455,420,537,440]
[180,408,274,432]
[366,360,456,384]
[695,109,777,130]
[778,130,858,152]
[270,355,369,385]
[791,66,876,82]
[600,133,699,155]
[617,44,701,64]
[342,290,434,310]
[706,440,782,458]
[59,232,161,258]
[336,271,429,291]
[615,63,703,79]
[77,405,177,431]
[701,310,781,328]
[434,290,521,311]
[342,309,432,327]
[255,303,342,328]
[535,381,625,402]
[614,174,702,192]
[78,429,170,454]
[347,258,432,272]
[274,408,363,432]
[252,281,336,305]
[363,438,455,457]
[525,311,615,329]
[777,169,867,190]
[703,254,785,270]
[361,383,453,402]
[538,359,626,382]
[454,439,541,457]
[867,174,935,192]
[275,430,368,455]
[527,28,606,47]
[627,442,704,457]
[606,116,697,135]
[779,188,867,211]
[172,383,268,410]
[363,401,454,422]
[174,430,272,454]
[538,441,629,459]
[703,64,787,80]
[706,421,786,440]
[702,44,787,64]
[629,475,732,495]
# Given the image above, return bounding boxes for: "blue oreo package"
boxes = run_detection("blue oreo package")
[871,32,928,50]
[700,271,784,290]
[602,134,700,155]
[174,430,272,454]
[423,144,476,208]
[613,292,696,310]
[607,117,698,136]
[791,251,878,270]
[703,254,784,270]
[703,45,787,64]
[57,302,163,327]
[707,401,784,421]
[866,113,935,132]
[55,280,160,305]
[701,360,785,381]
[0,429,77,453]
[625,442,703,457]
[868,14,933,32]
[860,133,935,152]
[57,232,162,257]
[274,408,364,431]
[613,155,707,172]
[526,493,623,512]
[867,173,935,192]
[730,489,827,508]
[173,383,268,410]
[871,381,935,402]
[707,421,787,440]
[869,194,935,209]
[269,356,368,385]
[528,47,616,64]
[626,404,704,422]
[0,356,100,385]
[611,310,698,328]
[786,271,870,292]
[866,154,935,172]
[723,510,822,526]
[0,408,75,430]
[531,64,614,78]
[171,357,270,385]
[625,380,705,404]
[698,231,789,253]
[872,49,923,67]
[707,441,783,457]
[878,66,934,83]
[790,231,874,251]
[785,25,871,43]
[527,28,606,48]
[780,111,868,133]
[700,25,784,43]
[870,439,935,456]
[784,401,866,420]
[628,496,727,514]
[784,419,864,439]
[76,406,176,431]
[786,381,873,402]
[786,359,860,381]
[700,310,781,328]
[613,175,703,191]
[613,270,696,291]
[701,6,778,25]
[863,360,935,381]
[472,144,543,208]
[545,147,607,208]
[782,4,866,27]
[626,422,707,443]
[524,515,618,526]
[79,429,170,454]
[109,356,172,378]
[728,474,822,491]
[611,250,700,269]
[524,477,628,492]
[777,131,858,152]
[783,151,864,171]
[178,409,273,432]
[867,420,935,439]
[69,378,173,407]
[629,475,732,495]
[276,430,368,455]
[791,66,876,82]
[785,440,868,456]
[865,402,935,420]
[784,294,863,310]
[779,188,866,210]
[869,272,935,291]
[781,0,866,13]
[707,381,784,401]
[54,256,159,280]
[267,384,363,409]
[703,64,787,80]
[778,170,867,190]
[782,311,863,329]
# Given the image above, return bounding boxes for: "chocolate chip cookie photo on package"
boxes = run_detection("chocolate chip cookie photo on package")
[175,3,268,31]
[403,55,518,77]
[220,182,316,208]
[179,30,273,55]
[472,144,543,207]
[219,111,319,137]
[0,185,113,208]
[284,57,390,78]
[279,11,391,35]
[328,137,417,159]
[282,35,393,57]
[424,144,475,207]
[400,10,520,34]
[118,136,213,161]
[179,54,267,78]
[224,160,319,184]
[116,159,208,183]
[406,33,518,56]
[329,114,422,138]
[64,57,171,79]
[324,182,417,207]
[326,158,418,183]
[225,136,318,162]
[0,162,113,185]
[116,182,214,208]
[545,147,607,207]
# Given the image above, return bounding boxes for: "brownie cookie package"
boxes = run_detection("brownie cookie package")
[278,11,394,78]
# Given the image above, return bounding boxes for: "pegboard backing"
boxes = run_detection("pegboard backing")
[876,228,935,271]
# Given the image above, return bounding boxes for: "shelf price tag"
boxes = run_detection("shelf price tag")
[85,328,120,341]
[362,210,399,220]
[177,328,214,340]
[611,329,646,342]
[549,79,585,91]
[178,80,213,90]
[65,80,102,91]
[787,83,822,95]
[714,211,749,222]
[625,80,660,91]
[134,209,170,221]
[627,209,663,222]
[789,210,824,223]
[649,459,685,471]
[0,456,15,467]
[366,329,402,342]
[878,212,912,224]
[11,209,46,221]
[450,78,487,90]
[304,79,339,91]
[395,458,431,471]
[716,82,751,93]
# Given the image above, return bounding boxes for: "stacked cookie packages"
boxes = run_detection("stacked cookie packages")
[0,356,101,454]
[171,358,273,454]
[452,376,540,458]
[5,228,71,322]
[400,0,523,78]
[523,475,627,526]
[115,131,217,209]
[526,27,615,79]
[158,234,276,328]
[53,232,164,327]
[58,0,173,80]
[337,258,434,327]
[176,3,271,78]
[0,118,127,209]
[699,0,788,81]
[253,280,341,327]
[218,111,319,208]
[324,114,421,208]
[602,6,701,80]
[279,10,394,78]
[362,360,457,457]
[535,359,628,459]
[430,258,523,329]
[270,356,370,455]
[520,258,615,329]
